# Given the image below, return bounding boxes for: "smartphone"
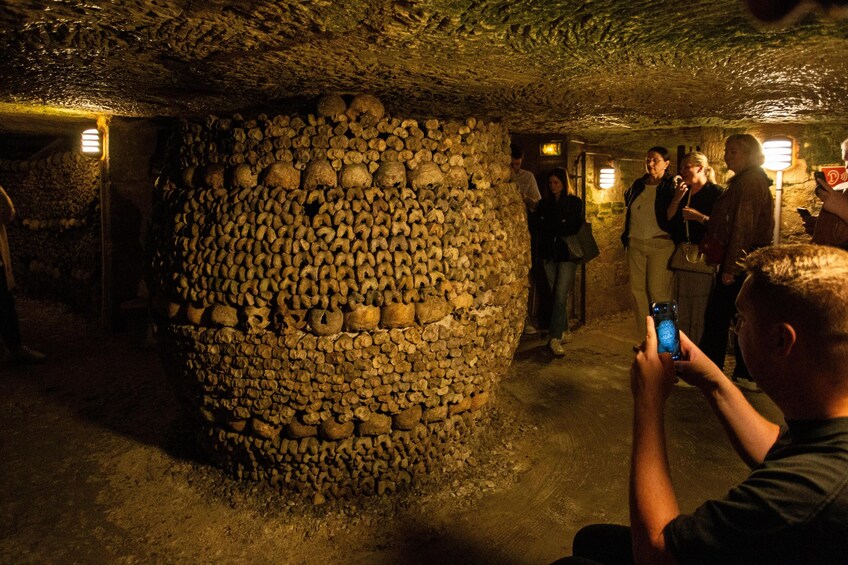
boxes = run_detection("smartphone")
[796,207,812,219]
[651,301,682,360]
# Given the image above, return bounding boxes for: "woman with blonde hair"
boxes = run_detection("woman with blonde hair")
[536,167,584,356]
[666,151,723,344]
[699,134,773,388]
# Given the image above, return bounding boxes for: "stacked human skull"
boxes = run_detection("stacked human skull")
[150,93,530,499]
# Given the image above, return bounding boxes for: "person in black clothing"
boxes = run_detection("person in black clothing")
[554,244,848,565]
[536,168,583,357]
[666,151,723,345]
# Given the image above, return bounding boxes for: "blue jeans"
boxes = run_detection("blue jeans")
[543,260,578,340]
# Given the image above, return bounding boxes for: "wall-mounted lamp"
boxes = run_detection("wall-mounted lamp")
[598,166,616,189]
[763,137,793,171]
[81,128,102,157]
[763,136,794,245]
[540,141,562,157]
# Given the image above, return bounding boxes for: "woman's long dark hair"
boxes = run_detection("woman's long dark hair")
[548,167,574,198]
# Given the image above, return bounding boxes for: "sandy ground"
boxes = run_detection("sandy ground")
[0,298,782,564]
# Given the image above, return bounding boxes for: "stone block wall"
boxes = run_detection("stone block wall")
[150,94,530,498]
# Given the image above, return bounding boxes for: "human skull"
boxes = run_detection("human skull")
[409,162,445,190]
[242,306,271,333]
[340,163,372,189]
[303,160,338,189]
[316,94,347,118]
[445,166,469,189]
[348,94,385,120]
[202,163,226,190]
[489,162,510,185]
[261,161,300,190]
[374,161,407,189]
[231,164,258,189]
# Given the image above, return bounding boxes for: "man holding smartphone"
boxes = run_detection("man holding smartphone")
[560,244,848,564]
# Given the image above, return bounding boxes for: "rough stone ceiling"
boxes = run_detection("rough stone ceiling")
[0,0,846,138]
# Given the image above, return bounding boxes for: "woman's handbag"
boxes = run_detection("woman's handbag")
[564,222,600,264]
[669,190,715,274]
[670,241,715,274]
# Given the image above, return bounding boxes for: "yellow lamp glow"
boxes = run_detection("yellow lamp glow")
[540,142,562,157]
[598,167,616,189]
[81,128,101,156]
[763,137,793,171]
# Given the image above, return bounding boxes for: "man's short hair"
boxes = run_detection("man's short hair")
[510,144,524,160]
[743,244,848,366]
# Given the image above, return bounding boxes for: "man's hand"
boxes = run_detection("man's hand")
[629,316,680,563]
[673,330,725,392]
[630,316,675,407]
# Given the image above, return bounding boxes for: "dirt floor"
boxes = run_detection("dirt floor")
[0,298,783,564]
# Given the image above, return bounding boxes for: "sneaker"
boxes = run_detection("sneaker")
[549,339,565,357]
[10,345,46,364]
[561,331,573,344]
[523,320,540,335]
[732,376,759,392]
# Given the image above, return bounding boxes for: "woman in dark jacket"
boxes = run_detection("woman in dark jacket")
[666,151,723,345]
[536,167,583,357]
[621,146,680,338]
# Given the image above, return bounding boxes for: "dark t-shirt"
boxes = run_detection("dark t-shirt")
[665,418,848,564]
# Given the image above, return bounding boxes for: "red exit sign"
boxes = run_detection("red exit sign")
[822,166,848,190]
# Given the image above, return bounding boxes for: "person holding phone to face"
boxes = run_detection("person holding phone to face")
[806,137,848,250]
[667,152,723,345]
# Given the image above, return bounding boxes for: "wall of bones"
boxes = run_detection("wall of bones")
[150,93,531,498]
[0,153,101,312]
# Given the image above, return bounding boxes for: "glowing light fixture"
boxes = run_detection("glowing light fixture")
[762,136,794,244]
[81,128,101,156]
[762,137,793,171]
[598,166,616,189]
[540,141,562,157]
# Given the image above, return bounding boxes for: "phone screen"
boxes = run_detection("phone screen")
[651,301,682,360]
